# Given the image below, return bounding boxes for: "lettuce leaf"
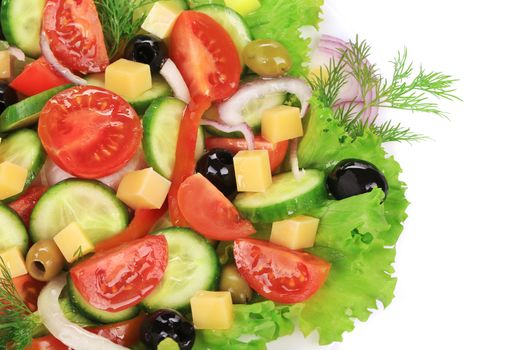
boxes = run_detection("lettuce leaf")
[245,0,324,76]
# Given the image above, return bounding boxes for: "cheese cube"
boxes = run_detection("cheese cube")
[225,0,261,16]
[117,168,171,209]
[0,247,28,278]
[270,215,320,250]
[0,161,28,200]
[141,1,184,39]
[190,291,233,330]
[261,105,304,143]
[233,150,272,192]
[0,50,11,80]
[105,59,152,100]
[53,222,94,263]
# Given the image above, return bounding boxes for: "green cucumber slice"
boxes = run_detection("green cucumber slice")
[0,84,72,132]
[143,97,205,178]
[0,129,46,202]
[0,203,29,254]
[234,170,328,223]
[30,179,129,244]
[142,228,220,311]
[0,0,44,57]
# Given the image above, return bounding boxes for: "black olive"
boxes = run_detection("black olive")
[124,34,168,73]
[196,149,237,199]
[0,84,18,114]
[326,159,388,200]
[141,309,195,350]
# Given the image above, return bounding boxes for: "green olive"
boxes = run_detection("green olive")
[26,239,65,282]
[243,39,292,77]
[216,241,234,265]
[219,264,253,304]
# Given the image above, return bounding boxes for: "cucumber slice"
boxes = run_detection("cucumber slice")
[0,203,28,254]
[194,4,252,66]
[68,276,139,324]
[0,129,46,202]
[234,170,328,223]
[0,84,72,132]
[30,179,129,244]
[143,97,205,178]
[0,0,44,57]
[59,297,98,328]
[142,228,220,311]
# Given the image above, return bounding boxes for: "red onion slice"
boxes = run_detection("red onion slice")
[200,119,255,150]
[160,59,190,104]
[40,32,87,86]
[8,46,25,61]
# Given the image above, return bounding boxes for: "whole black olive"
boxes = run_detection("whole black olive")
[326,159,388,200]
[141,309,195,350]
[196,149,237,199]
[124,34,168,73]
[0,84,18,114]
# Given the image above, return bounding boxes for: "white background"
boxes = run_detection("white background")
[271,0,525,349]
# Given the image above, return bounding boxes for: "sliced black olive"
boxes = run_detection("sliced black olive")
[0,84,18,114]
[196,149,237,199]
[124,34,168,74]
[141,309,195,350]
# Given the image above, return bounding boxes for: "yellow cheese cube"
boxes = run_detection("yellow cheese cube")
[225,0,261,16]
[117,168,171,209]
[0,247,28,278]
[105,59,152,100]
[53,222,94,263]
[0,161,28,200]
[233,150,272,192]
[141,1,184,39]
[261,105,304,143]
[190,291,233,330]
[0,51,11,80]
[270,215,320,250]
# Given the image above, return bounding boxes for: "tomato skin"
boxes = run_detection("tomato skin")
[205,136,289,173]
[70,236,168,312]
[38,86,142,179]
[42,0,109,74]
[12,275,46,312]
[9,57,70,97]
[8,186,48,227]
[234,238,331,304]
[178,173,255,240]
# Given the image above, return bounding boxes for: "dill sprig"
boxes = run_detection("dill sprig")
[0,258,41,350]
[95,0,155,58]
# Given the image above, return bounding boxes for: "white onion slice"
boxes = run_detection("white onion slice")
[289,138,305,180]
[200,119,255,150]
[38,274,129,350]
[218,78,312,126]
[8,46,25,61]
[40,32,87,86]
[160,59,190,104]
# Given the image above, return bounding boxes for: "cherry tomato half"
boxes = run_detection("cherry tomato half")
[12,275,46,312]
[8,185,47,227]
[70,235,168,312]
[9,57,69,97]
[234,238,331,304]
[38,86,142,179]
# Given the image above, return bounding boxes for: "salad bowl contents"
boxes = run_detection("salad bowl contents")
[0,0,459,349]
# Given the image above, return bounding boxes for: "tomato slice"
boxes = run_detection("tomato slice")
[205,136,289,173]
[42,0,109,74]
[38,86,142,179]
[12,275,46,312]
[178,173,255,240]
[8,185,47,227]
[9,57,70,97]
[70,236,168,312]
[234,238,331,304]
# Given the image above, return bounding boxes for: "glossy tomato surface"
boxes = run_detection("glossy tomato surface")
[12,275,46,312]
[42,0,109,73]
[38,86,142,179]
[8,185,47,227]
[177,173,255,240]
[234,238,331,304]
[9,57,69,97]
[70,235,168,312]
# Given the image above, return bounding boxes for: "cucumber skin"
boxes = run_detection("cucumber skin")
[67,276,139,324]
[0,203,29,254]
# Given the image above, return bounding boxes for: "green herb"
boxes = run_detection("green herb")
[0,258,41,350]
[95,0,155,58]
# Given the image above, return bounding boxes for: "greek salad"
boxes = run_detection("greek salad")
[0,0,459,349]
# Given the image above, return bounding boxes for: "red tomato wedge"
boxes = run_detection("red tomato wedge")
[234,238,331,304]
[27,314,145,350]
[70,235,168,312]
[205,136,289,172]
[42,0,109,74]
[38,86,142,179]
[178,173,255,240]
[8,185,47,227]
[12,275,46,312]
[9,57,69,97]
[168,11,241,226]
